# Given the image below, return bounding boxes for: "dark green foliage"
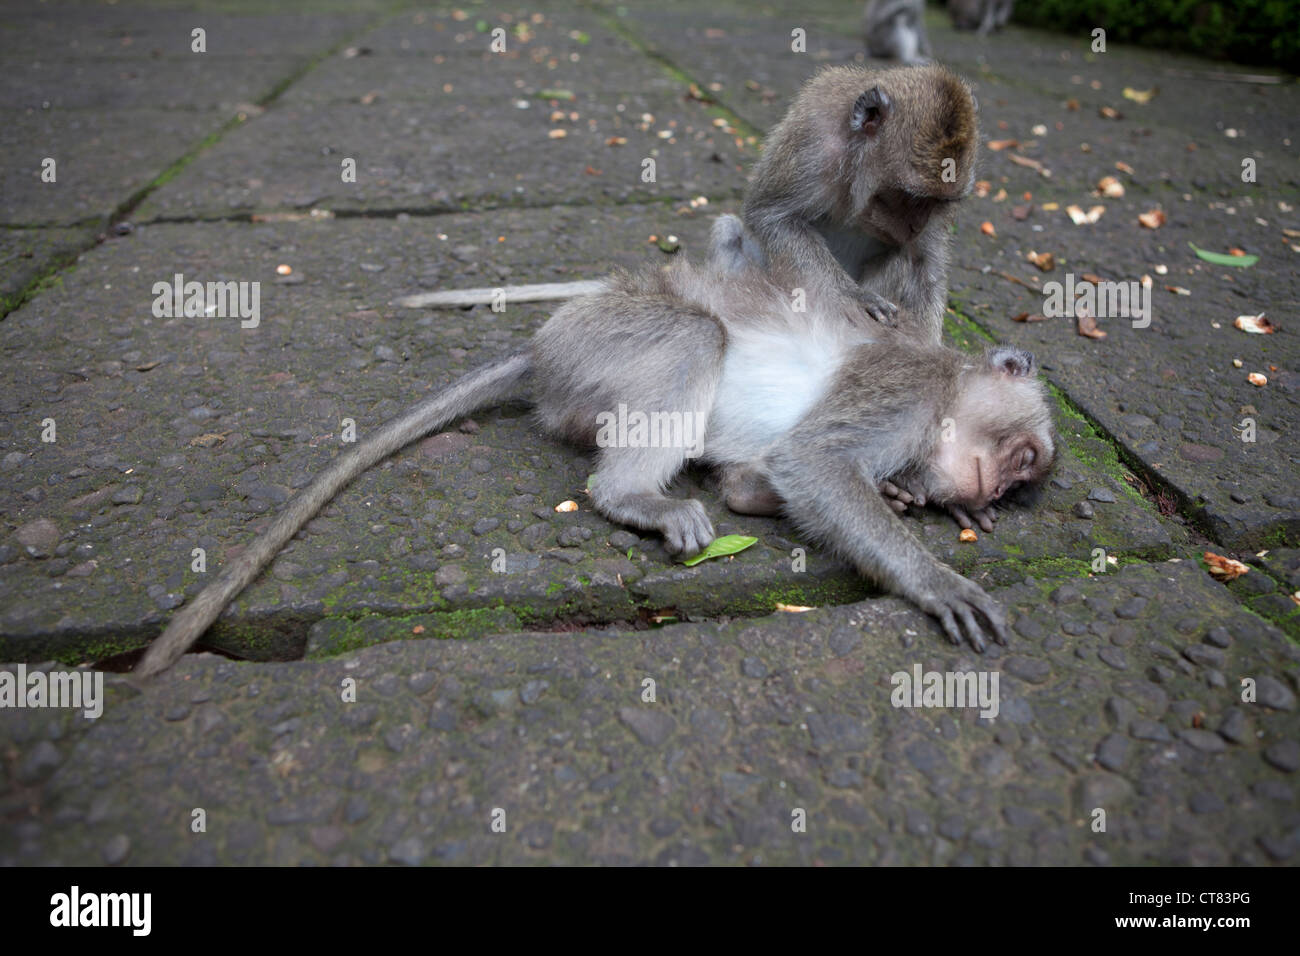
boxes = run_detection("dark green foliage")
[1009,0,1300,71]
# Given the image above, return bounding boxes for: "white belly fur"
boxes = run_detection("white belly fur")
[708,321,860,463]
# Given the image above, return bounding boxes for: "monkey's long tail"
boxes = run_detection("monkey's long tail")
[395,280,605,309]
[135,352,532,678]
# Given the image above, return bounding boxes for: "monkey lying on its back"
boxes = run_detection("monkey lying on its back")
[137,243,1054,676]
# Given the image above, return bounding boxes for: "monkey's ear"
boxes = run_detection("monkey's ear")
[850,87,891,136]
[987,346,1036,378]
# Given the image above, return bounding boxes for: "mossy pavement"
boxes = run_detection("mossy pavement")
[1,0,1297,865]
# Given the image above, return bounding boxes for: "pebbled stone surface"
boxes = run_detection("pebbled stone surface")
[3,561,1298,865]
[0,0,1297,865]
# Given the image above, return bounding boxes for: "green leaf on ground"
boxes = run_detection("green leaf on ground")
[1189,242,1258,267]
[681,534,758,566]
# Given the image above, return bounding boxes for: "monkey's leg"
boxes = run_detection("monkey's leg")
[720,463,783,516]
[590,445,716,556]
[769,447,1007,650]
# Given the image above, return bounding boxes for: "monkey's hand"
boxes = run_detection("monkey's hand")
[849,287,900,327]
[880,479,927,514]
[949,503,998,534]
[909,565,1009,652]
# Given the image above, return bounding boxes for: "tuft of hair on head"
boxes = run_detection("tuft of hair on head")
[912,69,977,190]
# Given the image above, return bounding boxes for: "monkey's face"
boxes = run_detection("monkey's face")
[929,347,1056,509]
[934,433,1051,510]
[861,187,949,245]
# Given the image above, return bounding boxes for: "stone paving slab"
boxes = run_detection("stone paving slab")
[0,226,95,311]
[940,97,1299,549]
[3,560,1297,865]
[609,7,863,133]
[278,31,680,103]
[132,90,748,220]
[0,211,1183,662]
[0,3,378,60]
[0,55,309,112]
[0,108,229,226]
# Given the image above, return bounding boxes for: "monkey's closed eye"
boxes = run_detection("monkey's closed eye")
[1018,448,1035,471]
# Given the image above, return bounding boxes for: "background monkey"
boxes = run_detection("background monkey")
[862,0,932,64]
[137,249,1054,677]
[741,63,978,344]
[949,0,1014,34]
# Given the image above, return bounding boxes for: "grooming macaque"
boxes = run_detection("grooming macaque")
[137,246,1053,676]
[741,64,978,344]
[862,0,932,64]
[948,0,1013,34]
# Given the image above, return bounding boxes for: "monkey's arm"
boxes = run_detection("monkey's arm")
[863,216,951,345]
[740,205,900,327]
[880,476,1000,532]
[768,445,1007,650]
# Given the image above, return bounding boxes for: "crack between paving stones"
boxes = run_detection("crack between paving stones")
[123,188,747,227]
[0,8,404,323]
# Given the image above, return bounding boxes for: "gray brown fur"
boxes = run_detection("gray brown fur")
[137,249,1053,675]
[741,63,978,345]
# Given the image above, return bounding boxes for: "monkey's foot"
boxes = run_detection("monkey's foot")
[949,503,998,534]
[721,465,783,516]
[659,498,716,557]
[880,479,927,514]
[912,567,1009,652]
[594,493,715,557]
[852,288,900,327]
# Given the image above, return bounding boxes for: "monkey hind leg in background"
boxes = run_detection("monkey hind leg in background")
[862,0,933,64]
[949,0,1014,34]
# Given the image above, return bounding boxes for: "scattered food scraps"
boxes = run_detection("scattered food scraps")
[1203,551,1249,581]
[1077,311,1107,339]
[1006,153,1051,177]
[1026,250,1055,271]
[1234,313,1276,334]
[1067,204,1105,225]
[1097,175,1125,197]
[959,528,978,543]
[555,500,578,512]
[1247,372,1268,386]
[1138,209,1170,230]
